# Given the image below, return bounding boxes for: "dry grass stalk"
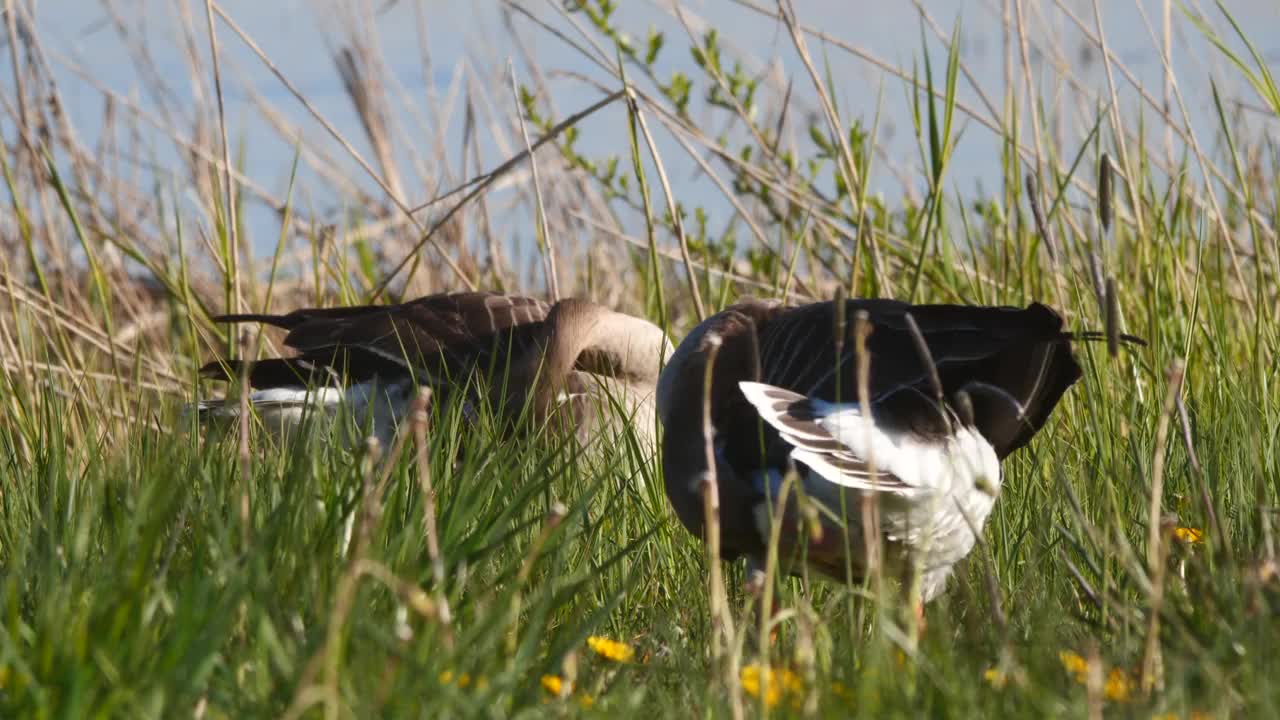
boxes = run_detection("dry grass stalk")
[697,333,743,720]
[508,61,560,301]
[1141,359,1186,695]
[776,0,887,291]
[236,328,252,547]
[629,94,705,321]
[853,311,883,610]
[411,388,454,647]
[201,0,242,329]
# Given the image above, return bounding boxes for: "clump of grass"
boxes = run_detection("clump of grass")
[1,1,1278,717]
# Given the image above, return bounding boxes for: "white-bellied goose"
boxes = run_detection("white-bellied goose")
[656,297,1106,607]
[195,291,674,449]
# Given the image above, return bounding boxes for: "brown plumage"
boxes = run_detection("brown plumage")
[196,292,673,449]
[657,297,1098,601]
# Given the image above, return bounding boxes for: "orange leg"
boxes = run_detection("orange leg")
[913,595,927,637]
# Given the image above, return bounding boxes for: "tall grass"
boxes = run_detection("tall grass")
[1,0,1277,717]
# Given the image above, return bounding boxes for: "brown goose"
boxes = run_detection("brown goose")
[657,297,1108,608]
[196,291,674,450]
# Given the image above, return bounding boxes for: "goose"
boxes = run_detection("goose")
[195,291,674,451]
[656,296,1116,613]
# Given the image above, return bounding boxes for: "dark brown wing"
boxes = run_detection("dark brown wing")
[747,299,1081,459]
[202,292,553,389]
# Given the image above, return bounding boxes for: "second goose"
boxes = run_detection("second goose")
[196,291,674,451]
[657,297,1097,609]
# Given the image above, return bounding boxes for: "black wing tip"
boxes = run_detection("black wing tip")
[211,312,295,327]
[1063,329,1149,348]
[1023,302,1148,349]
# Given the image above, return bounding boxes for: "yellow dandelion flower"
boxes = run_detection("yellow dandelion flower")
[983,667,1008,689]
[578,694,595,709]
[740,665,780,707]
[1059,650,1090,679]
[1175,527,1205,544]
[740,664,802,707]
[1104,668,1133,703]
[782,671,802,693]
[440,670,482,690]
[541,674,565,696]
[587,635,635,663]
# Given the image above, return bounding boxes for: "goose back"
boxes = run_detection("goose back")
[659,296,1083,568]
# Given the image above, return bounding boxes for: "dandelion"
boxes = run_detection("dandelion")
[578,694,595,709]
[740,664,803,708]
[439,670,486,690]
[1059,650,1090,679]
[1059,649,1136,704]
[1104,667,1133,702]
[587,635,635,663]
[983,667,1008,689]
[541,674,566,697]
[1175,527,1204,544]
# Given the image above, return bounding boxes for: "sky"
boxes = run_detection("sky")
[8,0,1279,264]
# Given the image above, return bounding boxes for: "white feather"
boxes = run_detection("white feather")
[738,379,1004,601]
[738,380,999,497]
[195,379,412,448]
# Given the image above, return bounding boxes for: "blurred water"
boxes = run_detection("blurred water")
[8,0,1279,267]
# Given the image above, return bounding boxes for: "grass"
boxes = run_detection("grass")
[1,0,1278,717]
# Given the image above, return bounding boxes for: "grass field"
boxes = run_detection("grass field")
[1,1,1278,717]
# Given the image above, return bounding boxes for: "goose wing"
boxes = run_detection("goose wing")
[738,381,937,497]
[271,292,549,369]
[202,292,551,386]
[750,299,1080,459]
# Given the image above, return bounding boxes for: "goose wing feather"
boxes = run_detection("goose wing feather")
[208,292,552,385]
[738,381,932,497]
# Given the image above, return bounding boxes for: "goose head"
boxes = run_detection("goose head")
[516,298,675,451]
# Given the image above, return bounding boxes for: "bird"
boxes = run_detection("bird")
[194,291,674,451]
[656,296,1116,615]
